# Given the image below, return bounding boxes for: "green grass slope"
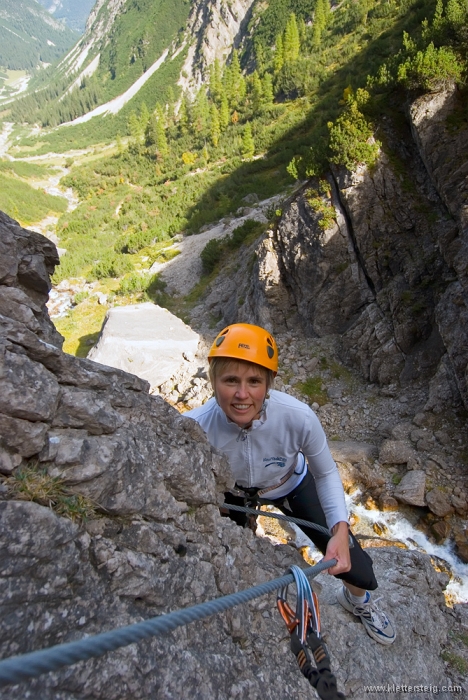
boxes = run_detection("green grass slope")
[0,173,67,225]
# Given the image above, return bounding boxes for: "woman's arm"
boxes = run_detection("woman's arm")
[323,521,351,575]
[301,409,349,530]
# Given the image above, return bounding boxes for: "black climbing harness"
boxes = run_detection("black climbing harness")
[277,565,345,700]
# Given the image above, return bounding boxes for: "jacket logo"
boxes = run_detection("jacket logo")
[263,457,286,469]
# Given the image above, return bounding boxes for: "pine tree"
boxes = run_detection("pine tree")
[251,70,263,113]
[140,102,150,132]
[274,34,284,73]
[298,17,307,46]
[145,113,158,146]
[219,94,229,131]
[262,73,274,106]
[254,39,266,75]
[284,14,300,64]
[210,103,221,147]
[192,90,210,136]
[128,111,143,143]
[446,0,465,26]
[242,123,255,158]
[225,50,246,109]
[154,104,168,158]
[178,94,190,135]
[165,86,175,121]
[209,58,223,104]
[313,0,328,47]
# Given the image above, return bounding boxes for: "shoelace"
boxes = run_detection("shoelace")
[351,596,388,628]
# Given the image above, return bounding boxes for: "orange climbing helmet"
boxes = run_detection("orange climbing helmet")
[208,323,278,374]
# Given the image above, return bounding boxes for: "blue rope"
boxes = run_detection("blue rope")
[289,565,316,642]
[0,559,335,688]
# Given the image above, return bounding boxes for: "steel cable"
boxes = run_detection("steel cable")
[221,502,332,536]
[221,504,354,548]
[0,559,334,688]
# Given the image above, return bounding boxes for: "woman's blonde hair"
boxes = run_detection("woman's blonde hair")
[209,357,275,393]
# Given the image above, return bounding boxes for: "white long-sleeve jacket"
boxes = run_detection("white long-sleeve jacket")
[185,390,348,531]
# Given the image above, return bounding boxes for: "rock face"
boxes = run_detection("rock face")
[0,212,460,698]
[88,302,199,392]
[207,88,468,413]
[179,0,256,92]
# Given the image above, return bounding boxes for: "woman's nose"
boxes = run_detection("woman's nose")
[235,383,249,398]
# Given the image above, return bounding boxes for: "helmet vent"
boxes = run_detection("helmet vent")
[215,335,226,347]
[267,346,275,359]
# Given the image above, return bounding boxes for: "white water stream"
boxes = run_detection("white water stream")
[274,490,468,604]
[346,493,468,603]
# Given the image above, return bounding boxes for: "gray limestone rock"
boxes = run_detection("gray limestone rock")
[329,441,378,465]
[88,303,199,392]
[379,440,416,465]
[394,471,427,507]
[426,488,454,518]
[0,211,63,348]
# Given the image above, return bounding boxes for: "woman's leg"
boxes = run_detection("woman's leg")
[270,470,378,591]
[222,491,249,527]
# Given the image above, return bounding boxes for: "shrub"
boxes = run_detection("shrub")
[397,42,463,91]
[73,291,89,305]
[145,273,168,303]
[328,95,380,171]
[117,272,149,295]
[201,238,224,274]
[89,254,134,280]
[228,219,265,248]
[200,220,266,274]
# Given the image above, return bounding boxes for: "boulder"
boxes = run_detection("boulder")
[379,493,399,511]
[328,440,378,464]
[431,520,451,543]
[425,488,454,518]
[88,303,199,392]
[394,471,426,507]
[379,439,416,465]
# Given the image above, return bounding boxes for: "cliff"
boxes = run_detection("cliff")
[203,87,468,416]
[0,211,461,698]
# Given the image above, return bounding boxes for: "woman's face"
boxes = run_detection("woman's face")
[214,361,268,428]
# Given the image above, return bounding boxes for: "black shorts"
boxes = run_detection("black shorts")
[224,470,377,591]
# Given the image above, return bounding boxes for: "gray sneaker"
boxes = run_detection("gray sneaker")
[337,586,396,645]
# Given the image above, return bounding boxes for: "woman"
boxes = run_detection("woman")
[185,323,395,645]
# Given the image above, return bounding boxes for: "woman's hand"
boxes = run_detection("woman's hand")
[324,521,351,575]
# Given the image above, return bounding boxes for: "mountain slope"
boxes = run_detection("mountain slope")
[0,0,78,70]
[36,0,97,33]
